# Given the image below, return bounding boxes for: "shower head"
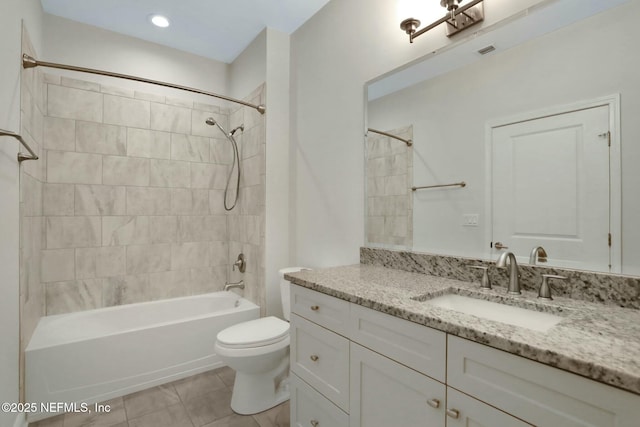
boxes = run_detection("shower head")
[205,117,217,126]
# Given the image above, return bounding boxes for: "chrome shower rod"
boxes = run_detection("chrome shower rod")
[0,128,39,162]
[22,54,266,115]
[367,128,412,146]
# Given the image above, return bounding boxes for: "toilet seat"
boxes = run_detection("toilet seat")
[216,316,289,349]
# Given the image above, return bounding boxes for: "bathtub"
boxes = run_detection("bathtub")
[25,291,259,422]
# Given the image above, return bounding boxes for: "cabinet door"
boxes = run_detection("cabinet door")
[291,373,349,427]
[448,336,640,427]
[291,313,350,411]
[350,343,446,427]
[445,388,532,427]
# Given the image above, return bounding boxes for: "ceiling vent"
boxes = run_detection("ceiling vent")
[477,45,496,55]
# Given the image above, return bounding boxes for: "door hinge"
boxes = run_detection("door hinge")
[599,131,611,146]
[608,233,612,247]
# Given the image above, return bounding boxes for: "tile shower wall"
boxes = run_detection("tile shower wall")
[20,27,46,400]
[228,84,267,314]
[41,74,266,315]
[366,126,413,248]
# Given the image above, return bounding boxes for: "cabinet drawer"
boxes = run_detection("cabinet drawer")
[448,336,640,427]
[445,388,531,426]
[291,313,350,411]
[291,284,350,336]
[349,303,446,382]
[291,373,348,427]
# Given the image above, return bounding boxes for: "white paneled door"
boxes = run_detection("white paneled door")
[491,105,611,271]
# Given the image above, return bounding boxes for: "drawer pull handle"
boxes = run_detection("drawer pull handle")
[446,408,460,419]
[310,421,319,427]
[427,399,440,409]
[310,305,320,311]
[310,355,319,362]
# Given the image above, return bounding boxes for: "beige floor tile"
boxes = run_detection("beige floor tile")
[202,413,260,427]
[214,366,236,388]
[29,414,64,427]
[173,370,227,402]
[127,403,193,427]
[183,388,233,427]
[123,384,181,419]
[252,401,290,427]
[63,397,127,427]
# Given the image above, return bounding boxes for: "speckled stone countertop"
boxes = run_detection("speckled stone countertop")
[285,264,640,395]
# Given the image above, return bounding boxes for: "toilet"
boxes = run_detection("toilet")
[214,267,305,415]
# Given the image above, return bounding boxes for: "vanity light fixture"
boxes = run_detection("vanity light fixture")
[149,14,170,28]
[400,0,484,43]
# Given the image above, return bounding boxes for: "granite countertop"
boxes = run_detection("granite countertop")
[285,264,640,395]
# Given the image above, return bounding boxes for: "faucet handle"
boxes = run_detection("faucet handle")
[469,266,491,290]
[538,274,567,300]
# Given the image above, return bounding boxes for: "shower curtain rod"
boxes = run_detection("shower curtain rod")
[22,54,266,115]
[367,128,412,146]
[0,128,39,162]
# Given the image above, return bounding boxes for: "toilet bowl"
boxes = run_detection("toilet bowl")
[214,267,307,415]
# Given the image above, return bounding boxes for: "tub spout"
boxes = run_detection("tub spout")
[224,280,245,291]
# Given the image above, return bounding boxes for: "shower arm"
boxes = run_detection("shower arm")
[22,54,266,115]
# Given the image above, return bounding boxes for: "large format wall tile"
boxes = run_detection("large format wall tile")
[151,103,191,133]
[40,77,265,314]
[76,121,127,155]
[75,185,126,216]
[104,94,151,128]
[103,156,150,186]
[46,216,101,249]
[47,151,103,184]
[48,85,103,122]
[126,243,171,275]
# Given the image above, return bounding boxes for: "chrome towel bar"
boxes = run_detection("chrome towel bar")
[0,129,38,162]
[412,181,466,191]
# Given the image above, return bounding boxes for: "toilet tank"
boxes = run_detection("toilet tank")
[278,267,308,321]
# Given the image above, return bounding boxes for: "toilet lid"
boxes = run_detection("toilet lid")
[217,316,289,349]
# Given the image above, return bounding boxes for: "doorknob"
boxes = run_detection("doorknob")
[494,241,509,250]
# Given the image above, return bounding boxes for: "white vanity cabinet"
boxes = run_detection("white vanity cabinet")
[289,284,640,427]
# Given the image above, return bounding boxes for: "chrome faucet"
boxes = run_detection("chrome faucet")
[529,246,548,265]
[224,280,245,291]
[496,252,521,295]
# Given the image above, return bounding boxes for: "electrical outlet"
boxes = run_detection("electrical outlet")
[463,214,479,226]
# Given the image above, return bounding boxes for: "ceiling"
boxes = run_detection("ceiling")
[40,0,331,63]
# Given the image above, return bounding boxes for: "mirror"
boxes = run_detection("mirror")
[365,1,640,275]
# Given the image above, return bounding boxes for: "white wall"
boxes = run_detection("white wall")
[289,0,554,268]
[264,28,291,317]
[230,28,292,317]
[229,30,267,101]
[368,1,640,274]
[43,14,229,106]
[0,2,43,424]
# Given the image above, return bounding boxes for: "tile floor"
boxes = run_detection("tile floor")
[30,367,290,427]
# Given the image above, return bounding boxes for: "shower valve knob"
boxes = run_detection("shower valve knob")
[233,253,246,273]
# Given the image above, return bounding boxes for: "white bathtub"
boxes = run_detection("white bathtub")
[26,292,259,422]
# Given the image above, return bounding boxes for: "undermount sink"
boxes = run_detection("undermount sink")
[414,291,565,333]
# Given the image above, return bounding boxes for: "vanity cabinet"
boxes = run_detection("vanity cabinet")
[289,284,639,427]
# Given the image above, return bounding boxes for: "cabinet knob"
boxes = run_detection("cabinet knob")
[310,305,320,311]
[310,355,319,362]
[427,398,440,409]
[446,408,460,419]
[310,420,319,427]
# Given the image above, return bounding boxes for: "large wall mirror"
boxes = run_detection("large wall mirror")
[365,0,640,276]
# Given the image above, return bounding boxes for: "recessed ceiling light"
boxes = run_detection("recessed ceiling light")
[150,14,170,28]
